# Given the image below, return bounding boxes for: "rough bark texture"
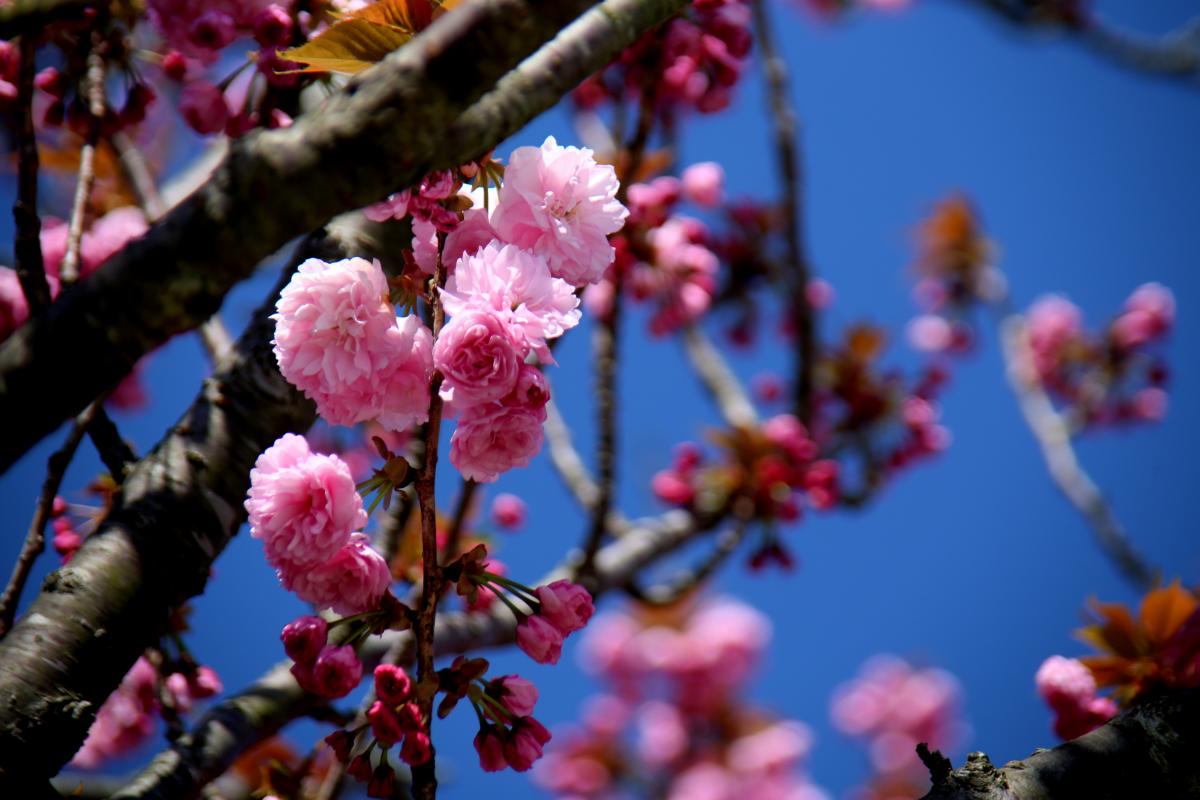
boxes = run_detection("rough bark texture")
[920,687,1200,800]
[0,215,398,787]
[0,0,601,475]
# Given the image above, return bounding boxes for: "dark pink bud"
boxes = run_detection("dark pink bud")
[326,728,354,762]
[368,700,405,745]
[281,615,328,665]
[495,675,538,717]
[253,4,293,47]
[400,730,432,766]
[474,726,508,772]
[373,664,412,705]
[179,81,228,135]
[162,50,189,82]
[503,717,551,771]
[311,645,363,699]
[516,615,563,665]
[489,493,526,530]
[347,753,373,782]
[535,580,594,636]
[34,67,66,98]
[188,11,236,51]
[367,764,396,797]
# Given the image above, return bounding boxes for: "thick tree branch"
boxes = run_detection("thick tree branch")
[998,314,1157,592]
[0,214,407,787]
[920,688,1200,799]
[0,0,667,474]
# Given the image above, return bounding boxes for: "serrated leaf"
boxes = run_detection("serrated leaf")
[280,0,462,75]
[279,18,413,74]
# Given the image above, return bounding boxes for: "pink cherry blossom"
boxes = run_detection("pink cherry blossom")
[536,580,594,635]
[364,190,411,222]
[517,615,564,664]
[245,434,365,571]
[496,675,539,717]
[0,267,29,341]
[491,136,629,286]
[71,657,159,768]
[309,644,363,699]
[411,217,439,275]
[449,403,546,483]
[1111,282,1175,350]
[1035,655,1096,711]
[273,257,433,431]
[681,161,724,207]
[434,308,525,407]
[490,493,527,529]
[442,241,580,363]
[282,533,392,615]
[281,615,329,665]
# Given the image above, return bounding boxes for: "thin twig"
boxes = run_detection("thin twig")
[751,0,818,425]
[441,479,478,566]
[412,255,448,799]
[59,34,105,287]
[12,35,52,312]
[681,324,758,430]
[0,401,101,638]
[543,394,599,510]
[998,313,1157,592]
[110,132,234,363]
[579,94,655,580]
[624,519,748,606]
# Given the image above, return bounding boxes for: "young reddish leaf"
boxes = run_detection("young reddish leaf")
[1080,599,1142,659]
[279,19,413,74]
[1140,580,1198,647]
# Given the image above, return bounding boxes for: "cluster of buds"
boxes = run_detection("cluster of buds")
[1034,656,1117,740]
[324,664,429,798]
[281,615,364,700]
[1025,283,1174,426]
[573,0,753,117]
[449,545,595,665]
[587,162,724,336]
[653,414,837,523]
[819,324,950,483]
[906,195,1004,355]
[467,671,553,772]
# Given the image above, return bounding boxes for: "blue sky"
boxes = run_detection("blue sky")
[1,0,1197,796]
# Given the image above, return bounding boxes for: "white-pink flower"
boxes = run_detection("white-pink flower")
[434,308,524,407]
[273,257,433,431]
[680,161,724,207]
[442,241,580,363]
[245,433,366,571]
[283,533,392,615]
[450,403,546,483]
[491,136,628,287]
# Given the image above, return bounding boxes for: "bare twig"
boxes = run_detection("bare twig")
[681,324,758,430]
[441,479,479,565]
[998,313,1157,591]
[0,401,101,638]
[59,34,106,287]
[750,0,817,425]
[411,253,449,799]
[110,132,234,363]
[543,395,599,510]
[959,0,1200,84]
[624,519,748,606]
[12,36,52,312]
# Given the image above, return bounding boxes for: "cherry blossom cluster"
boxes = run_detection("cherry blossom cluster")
[1024,283,1174,426]
[585,162,725,335]
[245,433,392,613]
[535,596,828,799]
[1034,655,1117,740]
[573,0,753,118]
[72,655,222,769]
[281,615,365,700]
[830,655,968,800]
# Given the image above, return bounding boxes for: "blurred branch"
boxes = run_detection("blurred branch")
[544,394,600,510]
[750,0,818,424]
[441,479,478,565]
[998,313,1157,592]
[0,0,692,475]
[0,400,100,638]
[624,518,748,606]
[110,134,246,367]
[681,325,758,430]
[0,0,91,38]
[58,33,106,287]
[920,687,1200,799]
[114,509,724,799]
[12,36,52,311]
[961,0,1200,84]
